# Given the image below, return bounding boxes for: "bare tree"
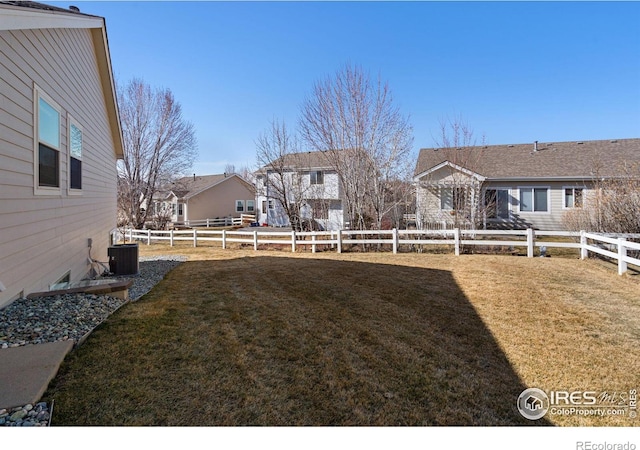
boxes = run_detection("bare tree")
[299,64,414,230]
[117,78,197,228]
[563,163,640,234]
[418,115,489,230]
[224,163,237,175]
[255,119,312,230]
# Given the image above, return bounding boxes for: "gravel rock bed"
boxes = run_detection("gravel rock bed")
[0,403,51,427]
[0,256,186,349]
[0,255,186,426]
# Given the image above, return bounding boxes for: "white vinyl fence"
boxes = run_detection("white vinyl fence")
[171,214,256,228]
[111,228,640,275]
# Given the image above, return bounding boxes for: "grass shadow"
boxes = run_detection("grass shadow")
[45,256,550,426]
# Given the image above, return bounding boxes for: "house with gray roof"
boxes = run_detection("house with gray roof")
[255,151,345,230]
[154,173,255,227]
[413,138,640,230]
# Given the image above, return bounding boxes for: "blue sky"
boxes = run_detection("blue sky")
[54,1,640,175]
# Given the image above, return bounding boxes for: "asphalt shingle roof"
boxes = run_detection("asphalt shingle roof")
[414,138,640,179]
[167,174,252,199]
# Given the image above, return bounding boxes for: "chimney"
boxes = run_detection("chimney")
[534,141,538,152]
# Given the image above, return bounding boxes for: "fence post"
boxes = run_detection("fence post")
[147,229,151,245]
[170,229,174,247]
[312,233,317,254]
[207,218,210,228]
[337,229,343,254]
[193,228,198,248]
[580,230,588,260]
[222,229,227,249]
[253,230,259,251]
[291,230,296,253]
[392,228,398,254]
[527,228,534,258]
[454,228,460,256]
[128,228,133,243]
[618,238,627,275]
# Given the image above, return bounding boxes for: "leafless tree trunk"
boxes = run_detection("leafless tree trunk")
[299,64,414,230]
[255,119,318,230]
[117,78,198,229]
[418,115,489,230]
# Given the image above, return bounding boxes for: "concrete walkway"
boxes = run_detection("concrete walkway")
[0,340,73,410]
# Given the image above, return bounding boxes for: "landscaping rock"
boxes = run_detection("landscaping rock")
[0,256,186,426]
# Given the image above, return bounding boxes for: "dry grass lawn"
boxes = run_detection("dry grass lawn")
[44,243,640,426]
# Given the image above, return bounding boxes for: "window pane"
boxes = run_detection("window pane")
[310,171,324,185]
[39,97,59,148]
[441,187,453,210]
[520,188,532,212]
[534,188,548,212]
[70,157,82,189]
[236,200,244,212]
[38,143,59,187]
[485,190,497,218]
[247,200,255,212]
[564,189,574,208]
[497,190,509,218]
[70,123,82,159]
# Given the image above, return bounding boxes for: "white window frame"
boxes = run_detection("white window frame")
[563,186,585,209]
[236,200,245,213]
[67,114,83,195]
[518,187,550,213]
[310,170,324,185]
[34,84,62,196]
[246,200,255,213]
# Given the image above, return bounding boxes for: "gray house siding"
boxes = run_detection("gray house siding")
[0,24,120,307]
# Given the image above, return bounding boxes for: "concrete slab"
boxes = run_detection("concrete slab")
[0,340,74,410]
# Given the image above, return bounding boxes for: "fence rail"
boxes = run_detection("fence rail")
[171,214,256,228]
[111,228,640,275]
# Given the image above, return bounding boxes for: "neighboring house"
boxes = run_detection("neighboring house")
[0,1,124,307]
[255,151,345,230]
[153,173,255,226]
[413,138,640,231]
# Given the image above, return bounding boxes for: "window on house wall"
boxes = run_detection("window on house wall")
[564,188,584,208]
[236,200,245,212]
[246,200,255,212]
[440,187,468,211]
[308,199,328,220]
[35,87,61,192]
[484,189,510,219]
[268,199,275,209]
[68,116,82,191]
[310,170,324,185]
[172,203,177,216]
[178,203,183,216]
[519,188,549,212]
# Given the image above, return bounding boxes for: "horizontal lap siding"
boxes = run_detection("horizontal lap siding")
[187,178,255,220]
[485,181,592,230]
[0,28,118,307]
